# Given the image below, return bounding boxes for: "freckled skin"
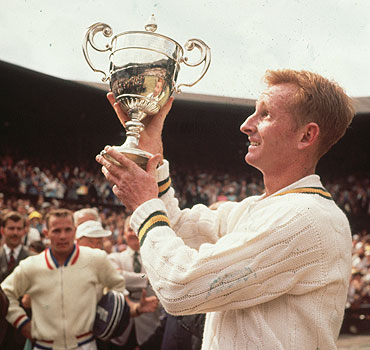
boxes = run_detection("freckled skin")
[240,84,302,176]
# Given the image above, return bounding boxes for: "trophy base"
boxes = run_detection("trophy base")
[100,146,152,170]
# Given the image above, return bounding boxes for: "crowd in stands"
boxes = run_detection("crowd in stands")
[0,154,369,333]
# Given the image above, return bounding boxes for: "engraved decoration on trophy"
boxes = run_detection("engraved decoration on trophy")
[82,15,211,169]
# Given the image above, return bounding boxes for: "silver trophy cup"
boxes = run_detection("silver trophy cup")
[83,15,211,169]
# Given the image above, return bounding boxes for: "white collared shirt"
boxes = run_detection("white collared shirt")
[3,244,22,262]
[127,246,142,267]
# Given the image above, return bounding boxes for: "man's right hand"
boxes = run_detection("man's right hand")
[107,92,174,159]
[138,288,159,314]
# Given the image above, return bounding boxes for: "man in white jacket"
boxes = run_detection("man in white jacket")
[1,208,126,350]
[96,69,355,349]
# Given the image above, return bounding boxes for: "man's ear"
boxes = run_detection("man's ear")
[298,122,320,150]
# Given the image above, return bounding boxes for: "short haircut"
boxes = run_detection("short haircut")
[1,211,26,228]
[264,69,355,158]
[73,208,100,224]
[45,209,74,229]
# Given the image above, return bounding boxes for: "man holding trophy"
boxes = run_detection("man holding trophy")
[96,69,354,349]
[89,14,354,350]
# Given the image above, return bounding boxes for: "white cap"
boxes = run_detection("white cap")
[76,220,112,239]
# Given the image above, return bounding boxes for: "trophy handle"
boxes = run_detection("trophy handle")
[82,22,113,82]
[176,39,211,93]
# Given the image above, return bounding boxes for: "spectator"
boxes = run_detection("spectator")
[76,220,112,251]
[23,213,42,247]
[108,216,162,350]
[0,286,9,346]
[1,208,126,350]
[0,211,33,350]
[74,207,101,226]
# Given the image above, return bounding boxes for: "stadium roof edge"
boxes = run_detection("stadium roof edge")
[75,80,370,114]
[74,80,256,108]
[1,59,368,113]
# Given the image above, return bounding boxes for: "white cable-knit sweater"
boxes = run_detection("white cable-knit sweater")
[130,161,352,350]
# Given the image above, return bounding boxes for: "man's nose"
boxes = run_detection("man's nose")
[240,113,256,135]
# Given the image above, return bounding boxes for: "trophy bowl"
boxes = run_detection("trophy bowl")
[83,15,211,169]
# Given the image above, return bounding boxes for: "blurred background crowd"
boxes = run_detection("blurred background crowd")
[0,153,369,335]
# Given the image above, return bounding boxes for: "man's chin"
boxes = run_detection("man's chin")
[55,245,73,253]
[245,155,264,172]
[245,154,256,167]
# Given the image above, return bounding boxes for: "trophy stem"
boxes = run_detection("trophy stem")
[125,110,147,144]
[100,110,152,170]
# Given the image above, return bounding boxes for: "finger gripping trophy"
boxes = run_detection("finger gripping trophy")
[83,15,211,169]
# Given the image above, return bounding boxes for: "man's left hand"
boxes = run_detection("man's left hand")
[96,146,161,212]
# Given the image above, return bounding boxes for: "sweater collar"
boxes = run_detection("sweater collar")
[44,244,80,270]
[275,174,322,194]
[260,174,324,200]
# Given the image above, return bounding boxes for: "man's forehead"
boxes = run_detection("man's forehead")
[49,215,74,227]
[5,219,23,226]
[257,84,297,108]
[257,86,278,104]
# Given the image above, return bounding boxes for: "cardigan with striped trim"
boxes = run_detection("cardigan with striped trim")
[1,245,126,350]
[132,160,352,350]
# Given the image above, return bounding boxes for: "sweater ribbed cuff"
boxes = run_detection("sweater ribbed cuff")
[131,199,169,246]
[156,159,169,181]
[158,177,171,197]
[13,314,30,330]
[156,159,171,197]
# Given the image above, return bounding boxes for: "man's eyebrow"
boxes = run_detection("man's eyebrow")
[255,98,267,109]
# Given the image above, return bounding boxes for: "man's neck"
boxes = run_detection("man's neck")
[263,162,316,197]
[50,248,74,267]
[128,246,139,253]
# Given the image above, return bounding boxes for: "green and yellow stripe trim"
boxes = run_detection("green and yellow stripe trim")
[158,177,171,197]
[273,187,333,200]
[138,211,170,246]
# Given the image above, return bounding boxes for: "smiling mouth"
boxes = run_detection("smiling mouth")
[249,141,261,146]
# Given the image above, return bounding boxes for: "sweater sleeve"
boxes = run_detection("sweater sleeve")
[130,196,332,316]
[152,160,238,249]
[1,262,31,329]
